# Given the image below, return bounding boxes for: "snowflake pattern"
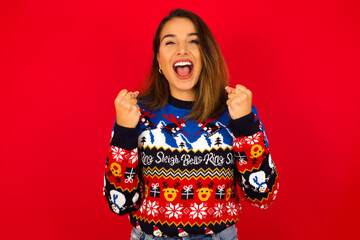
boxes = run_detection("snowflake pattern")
[226,202,237,216]
[111,146,125,162]
[244,133,261,145]
[140,199,147,213]
[147,200,159,217]
[128,148,138,164]
[165,203,183,219]
[233,138,246,150]
[189,203,207,219]
[234,132,263,151]
[213,203,224,218]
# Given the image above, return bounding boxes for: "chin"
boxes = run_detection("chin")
[174,77,198,90]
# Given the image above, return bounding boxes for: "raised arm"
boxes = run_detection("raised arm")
[103,90,142,215]
[226,85,279,209]
[230,107,279,209]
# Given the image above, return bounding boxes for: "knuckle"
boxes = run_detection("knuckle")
[233,97,241,104]
[236,84,244,89]
[120,99,129,107]
[119,89,127,95]
[229,93,236,98]
[132,106,138,111]
[114,98,121,104]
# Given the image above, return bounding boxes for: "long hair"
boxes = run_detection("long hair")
[138,9,229,121]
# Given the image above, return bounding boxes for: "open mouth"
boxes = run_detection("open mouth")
[173,60,194,79]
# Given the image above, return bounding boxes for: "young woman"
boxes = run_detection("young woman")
[103,9,279,240]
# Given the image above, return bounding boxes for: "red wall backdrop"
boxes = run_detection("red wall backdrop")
[1,0,359,239]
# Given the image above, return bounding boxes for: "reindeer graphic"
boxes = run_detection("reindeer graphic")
[195,117,221,138]
[161,114,189,137]
[140,109,156,129]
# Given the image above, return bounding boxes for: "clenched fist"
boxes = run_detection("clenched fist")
[114,89,140,128]
[225,85,252,120]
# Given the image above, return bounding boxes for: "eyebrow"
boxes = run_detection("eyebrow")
[161,33,199,42]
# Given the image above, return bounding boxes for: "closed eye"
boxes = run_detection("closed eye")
[165,41,175,45]
[189,39,199,44]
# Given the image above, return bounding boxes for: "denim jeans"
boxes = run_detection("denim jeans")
[130,224,238,240]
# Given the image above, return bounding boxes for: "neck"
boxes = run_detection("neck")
[170,90,196,101]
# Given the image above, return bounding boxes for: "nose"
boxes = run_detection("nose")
[177,42,188,55]
[178,49,188,55]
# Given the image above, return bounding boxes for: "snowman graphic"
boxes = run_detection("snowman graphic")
[249,171,269,193]
[109,190,126,213]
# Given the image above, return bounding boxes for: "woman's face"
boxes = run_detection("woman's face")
[157,17,202,101]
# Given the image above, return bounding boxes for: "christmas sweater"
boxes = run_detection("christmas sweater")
[103,96,279,238]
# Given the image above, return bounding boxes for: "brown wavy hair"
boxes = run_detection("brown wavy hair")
[138,9,229,121]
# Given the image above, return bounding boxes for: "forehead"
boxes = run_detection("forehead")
[160,17,197,37]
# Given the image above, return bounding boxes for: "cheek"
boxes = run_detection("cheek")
[193,48,201,60]
[197,61,202,73]
[158,49,173,67]
[194,53,202,72]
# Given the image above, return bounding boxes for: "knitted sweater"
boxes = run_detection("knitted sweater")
[103,96,279,238]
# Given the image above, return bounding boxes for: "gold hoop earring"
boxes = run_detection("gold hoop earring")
[159,68,163,74]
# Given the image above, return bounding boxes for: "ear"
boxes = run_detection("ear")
[157,53,161,69]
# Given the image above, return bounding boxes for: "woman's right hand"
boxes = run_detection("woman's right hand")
[114,89,140,128]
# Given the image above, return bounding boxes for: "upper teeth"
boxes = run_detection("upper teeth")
[174,61,192,67]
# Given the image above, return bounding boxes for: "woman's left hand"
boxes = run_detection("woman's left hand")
[226,85,252,120]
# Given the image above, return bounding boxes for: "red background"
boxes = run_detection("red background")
[1,0,359,239]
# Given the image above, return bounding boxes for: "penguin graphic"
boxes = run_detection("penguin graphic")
[161,114,189,137]
[139,109,156,130]
[195,117,221,138]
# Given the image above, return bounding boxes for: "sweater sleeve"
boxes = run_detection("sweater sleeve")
[230,106,279,209]
[103,121,141,215]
